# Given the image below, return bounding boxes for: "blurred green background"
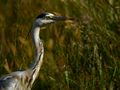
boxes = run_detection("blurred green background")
[0,0,120,90]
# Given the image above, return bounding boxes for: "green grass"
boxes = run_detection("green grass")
[0,0,120,90]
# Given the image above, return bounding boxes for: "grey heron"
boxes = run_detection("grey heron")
[0,12,72,90]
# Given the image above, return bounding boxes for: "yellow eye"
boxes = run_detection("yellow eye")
[45,16,53,19]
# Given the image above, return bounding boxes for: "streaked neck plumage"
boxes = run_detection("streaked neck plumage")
[30,21,44,86]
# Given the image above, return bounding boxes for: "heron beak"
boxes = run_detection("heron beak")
[52,16,74,21]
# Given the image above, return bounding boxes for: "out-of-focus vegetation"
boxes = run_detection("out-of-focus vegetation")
[0,0,120,90]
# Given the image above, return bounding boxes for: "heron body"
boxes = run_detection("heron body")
[0,12,71,90]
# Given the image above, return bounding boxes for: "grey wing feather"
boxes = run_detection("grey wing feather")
[0,70,31,90]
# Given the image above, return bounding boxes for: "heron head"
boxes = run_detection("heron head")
[35,12,73,26]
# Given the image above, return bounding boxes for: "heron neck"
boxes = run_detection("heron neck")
[30,23,44,85]
[32,24,41,54]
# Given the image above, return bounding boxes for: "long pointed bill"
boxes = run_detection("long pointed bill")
[52,16,74,21]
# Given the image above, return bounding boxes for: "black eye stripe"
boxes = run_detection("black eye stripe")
[36,13,47,19]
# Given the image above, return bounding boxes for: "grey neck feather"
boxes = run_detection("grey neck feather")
[29,22,44,86]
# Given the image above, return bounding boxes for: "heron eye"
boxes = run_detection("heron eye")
[45,16,52,19]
